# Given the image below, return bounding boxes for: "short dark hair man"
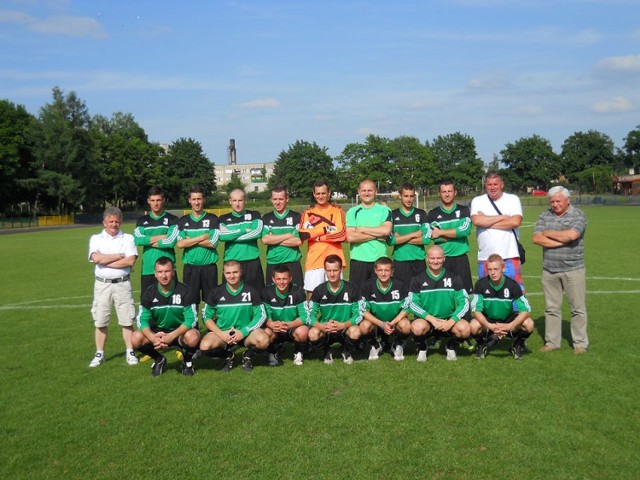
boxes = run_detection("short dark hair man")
[307,254,363,365]
[200,260,269,372]
[427,180,473,293]
[134,186,179,297]
[176,185,220,310]
[132,257,200,376]
[261,186,304,287]
[358,256,410,361]
[388,182,431,288]
[261,264,309,366]
[470,254,534,360]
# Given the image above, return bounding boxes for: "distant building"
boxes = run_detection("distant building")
[613,173,640,196]
[214,139,274,193]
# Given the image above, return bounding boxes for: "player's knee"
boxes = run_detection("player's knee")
[347,325,361,341]
[131,331,145,348]
[397,319,411,334]
[308,327,323,342]
[522,317,535,333]
[359,320,373,335]
[411,319,428,336]
[454,320,471,338]
[183,329,201,348]
[293,326,309,343]
[249,329,270,349]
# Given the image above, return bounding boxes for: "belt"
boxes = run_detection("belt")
[96,275,130,284]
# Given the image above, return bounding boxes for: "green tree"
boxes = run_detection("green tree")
[336,135,438,197]
[268,140,336,199]
[575,165,613,194]
[161,137,215,204]
[0,100,37,213]
[31,87,99,213]
[560,130,616,182]
[93,112,162,208]
[429,132,485,194]
[500,134,561,191]
[621,125,640,172]
[225,172,246,194]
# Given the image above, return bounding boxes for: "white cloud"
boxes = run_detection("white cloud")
[591,96,633,113]
[239,98,280,108]
[0,9,105,38]
[596,54,640,72]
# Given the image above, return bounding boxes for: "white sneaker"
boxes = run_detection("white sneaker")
[393,344,405,361]
[341,352,354,365]
[293,351,304,366]
[368,345,382,361]
[446,347,458,361]
[89,352,104,368]
[126,352,139,366]
[416,350,427,362]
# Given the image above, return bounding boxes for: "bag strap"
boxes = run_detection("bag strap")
[486,195,520,240]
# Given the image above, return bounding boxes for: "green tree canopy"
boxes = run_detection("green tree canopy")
[336,135,438,197]
[268,140,336,199]
[500,134,561,191]
[561,130,616,182]
[0,100,37,212]
[429,132,485,194]
[160,137,215,204]
[621,125,640,172]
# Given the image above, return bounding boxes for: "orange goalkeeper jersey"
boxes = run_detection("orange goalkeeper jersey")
[299,204,346,271]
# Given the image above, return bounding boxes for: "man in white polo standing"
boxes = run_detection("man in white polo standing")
[88,206,139,367]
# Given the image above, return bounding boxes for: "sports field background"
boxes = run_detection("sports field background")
[1,205,639,479]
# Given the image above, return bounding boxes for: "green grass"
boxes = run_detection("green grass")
[1,205,639,479]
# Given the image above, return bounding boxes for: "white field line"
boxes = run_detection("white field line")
[522,275,640,282]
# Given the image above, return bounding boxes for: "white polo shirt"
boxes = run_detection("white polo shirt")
[470,193,522,261]
[88,229,138,279]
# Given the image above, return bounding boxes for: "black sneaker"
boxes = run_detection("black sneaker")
[181,362,195,376]
[151,355,167,377]
[486,334,500,349]
[475,343,488,359]
[242,355,254,372]
[222,352,235,373]
[511,340,524,360]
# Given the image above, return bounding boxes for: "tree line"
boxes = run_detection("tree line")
[2,87,639,215]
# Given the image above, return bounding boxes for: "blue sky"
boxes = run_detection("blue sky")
[1,0,638,167]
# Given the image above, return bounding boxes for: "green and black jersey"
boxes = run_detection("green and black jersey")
[134,212,179,275]
[387,207,430,261]
[471,275,531,321]
[360,278,408,322]
[137,281,197,331]
[178,212,219,265]
[261,283,307,322]
[306,280,364,326]
[426,204,471,257]
[261,209,302,264]
[219,209,263,261]
[203,282,266,337]
[405,268,469,321]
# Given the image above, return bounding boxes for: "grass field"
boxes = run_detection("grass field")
[1,205,639,480]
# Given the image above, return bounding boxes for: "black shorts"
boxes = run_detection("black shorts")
[349,259,376,286]
[271,328,298,344]
[443,254,473,293]
[183,264,218,304]
[265,261,304,288]
[478,313,520,339]
[393,259,426,288]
